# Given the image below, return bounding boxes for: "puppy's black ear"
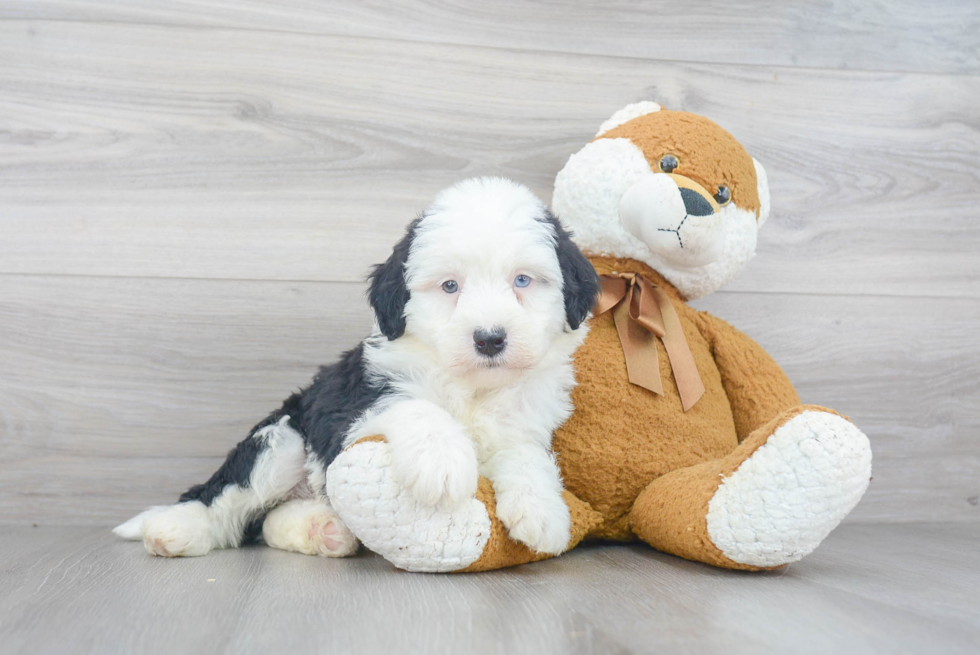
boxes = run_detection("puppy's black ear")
[542,210,600,330]
[368,217,421,340]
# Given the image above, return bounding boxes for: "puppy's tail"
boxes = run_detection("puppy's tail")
[112,506,170,540]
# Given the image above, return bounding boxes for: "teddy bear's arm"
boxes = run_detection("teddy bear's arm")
[696,312,801,442]
[327,437,603,572]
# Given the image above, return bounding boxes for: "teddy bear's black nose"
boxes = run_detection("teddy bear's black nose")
[679,188,715,216]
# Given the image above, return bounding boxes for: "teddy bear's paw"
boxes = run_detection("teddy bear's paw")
[496,487,572,555]
[261,499,359,557]
[706,410,872,568]
[327,439,491,572]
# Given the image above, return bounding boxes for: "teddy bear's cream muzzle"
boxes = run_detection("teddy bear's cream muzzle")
[619,172,729,268]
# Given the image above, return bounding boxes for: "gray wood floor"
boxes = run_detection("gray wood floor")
[1,0,979,652]
[2,523,979,655]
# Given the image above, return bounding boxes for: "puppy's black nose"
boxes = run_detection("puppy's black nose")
[473,327,507,357]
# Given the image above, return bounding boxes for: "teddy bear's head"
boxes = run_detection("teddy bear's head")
[553,102,770,299]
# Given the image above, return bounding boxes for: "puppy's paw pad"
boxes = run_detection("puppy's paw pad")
[262,501,359,558]
[146,536,177,558]
[307,511,358,557]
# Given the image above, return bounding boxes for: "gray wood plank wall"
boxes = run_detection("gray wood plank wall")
[1,1,977,526]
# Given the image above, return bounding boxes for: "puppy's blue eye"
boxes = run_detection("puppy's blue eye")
[441,280,459,294]
[514,275,531,288]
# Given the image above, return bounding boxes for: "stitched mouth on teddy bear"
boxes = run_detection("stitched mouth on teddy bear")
[619,173,726,267]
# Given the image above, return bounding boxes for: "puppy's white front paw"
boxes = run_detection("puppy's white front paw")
[496,488,571,555]
[390,431,479,509]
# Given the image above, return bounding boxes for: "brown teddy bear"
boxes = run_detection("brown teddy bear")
[326,102,873,572]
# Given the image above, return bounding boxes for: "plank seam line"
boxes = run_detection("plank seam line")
[0,271,369,286]
[1,16,978,79]
[1,271,978,302]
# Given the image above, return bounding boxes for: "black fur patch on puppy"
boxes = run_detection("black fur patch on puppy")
[368,217,422,340]
[179,394,304,506]
[300,342,391,471]
[540,210,600,330]
[177,343,391,545]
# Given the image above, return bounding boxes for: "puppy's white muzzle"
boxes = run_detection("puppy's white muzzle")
[619,173,725,269]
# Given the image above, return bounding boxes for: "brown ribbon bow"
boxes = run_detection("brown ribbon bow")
[595,273,705,412]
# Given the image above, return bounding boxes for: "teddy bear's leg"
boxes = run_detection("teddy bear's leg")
[327,437,601,572]
[629,405,872,570]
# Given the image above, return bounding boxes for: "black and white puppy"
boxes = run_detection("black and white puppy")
[114,177,599,558]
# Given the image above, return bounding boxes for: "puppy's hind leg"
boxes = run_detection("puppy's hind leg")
[262,499,358,557]
[114,408,309,558]
[261,454,359,557]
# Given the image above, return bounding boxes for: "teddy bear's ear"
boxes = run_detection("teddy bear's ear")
[595,101,662,137]
[753,158,771,228]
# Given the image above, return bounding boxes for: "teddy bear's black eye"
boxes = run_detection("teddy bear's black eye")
[659,154,679,173]
[714,185,731,205]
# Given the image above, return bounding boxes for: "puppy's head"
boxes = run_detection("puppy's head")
[369,177,598,384]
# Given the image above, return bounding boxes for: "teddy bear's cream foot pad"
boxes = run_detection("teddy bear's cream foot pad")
[706,410,873,568]
[327,439,491,573]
